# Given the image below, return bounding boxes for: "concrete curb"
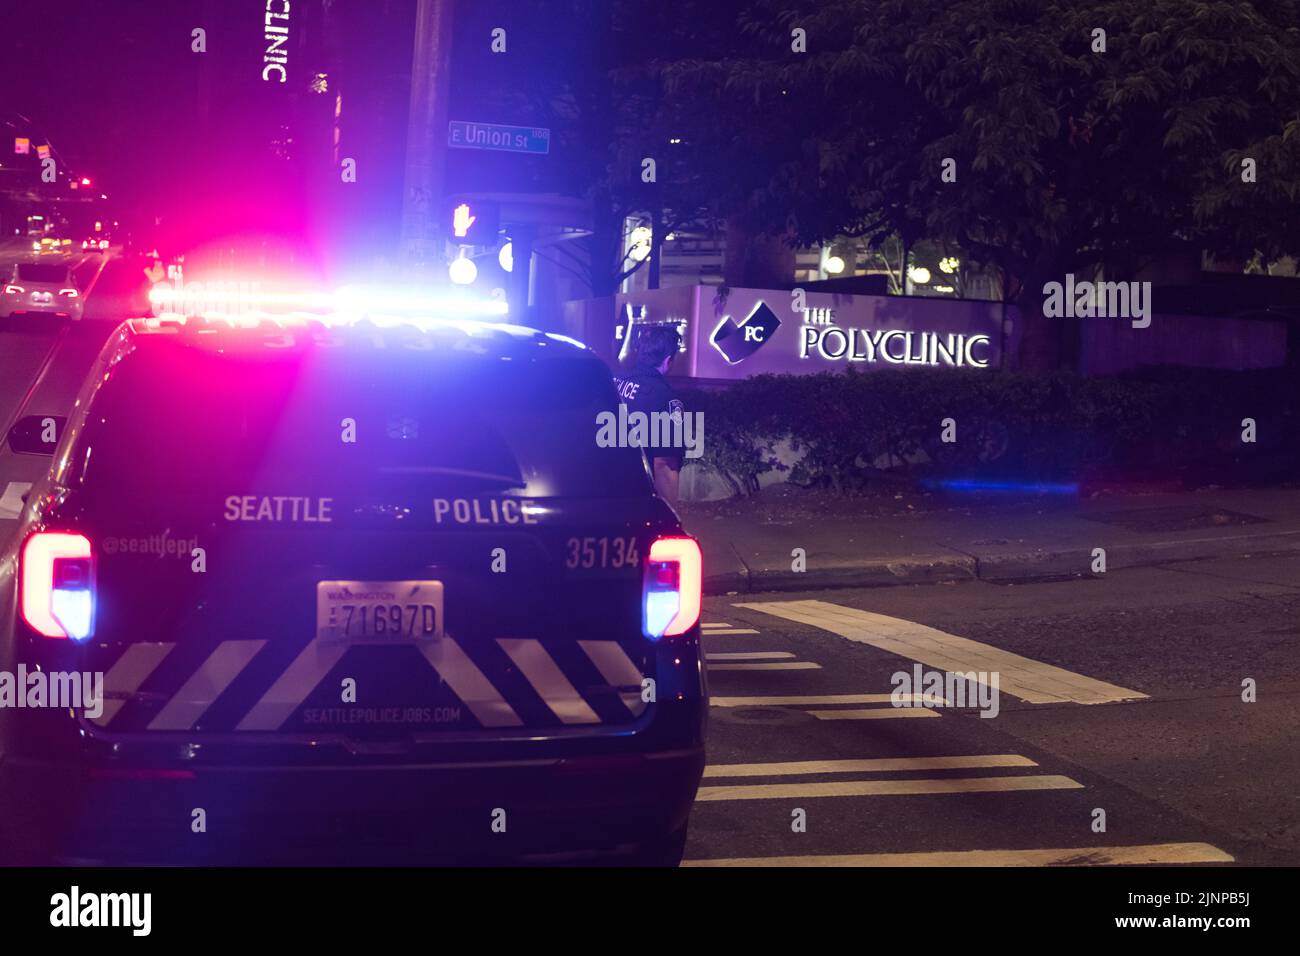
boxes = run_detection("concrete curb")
[974,529,1300,581]
[703,550,978,595]
[701,529,1300,595]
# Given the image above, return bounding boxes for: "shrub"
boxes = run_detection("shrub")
[676,366,1300,496]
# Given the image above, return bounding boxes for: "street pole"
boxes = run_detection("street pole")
[648,207,663,290]
[399,0,455,274]
[508,225,536,323]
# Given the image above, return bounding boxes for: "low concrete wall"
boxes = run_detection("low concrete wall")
[1080,311,1287,375]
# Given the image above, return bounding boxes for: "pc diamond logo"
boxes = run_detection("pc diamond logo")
[709,301,782,365]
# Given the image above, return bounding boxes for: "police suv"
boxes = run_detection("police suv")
[0,313,706,865]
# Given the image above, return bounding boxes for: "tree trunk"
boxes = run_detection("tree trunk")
[1013,269,1066,372]
[648,207,663,289]
[589,200,622,298]
[724,216,796,288]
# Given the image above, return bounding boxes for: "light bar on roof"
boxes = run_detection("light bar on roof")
[148,285,334,312]
[145,310,524,335]
[147,283,508,319]
[331,286,507,317]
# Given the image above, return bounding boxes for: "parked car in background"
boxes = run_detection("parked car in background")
[1,262,83,319]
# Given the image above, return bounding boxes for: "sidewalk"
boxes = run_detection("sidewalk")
[681,486,1300,595]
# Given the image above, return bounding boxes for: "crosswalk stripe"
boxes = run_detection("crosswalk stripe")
[148,640,266,730]
[710,693,944,707]
[695,774,1083,801]
[683,842,1234,867]
[806,708,939,720]
[734,600,1147,704]
[706,651,795,661]
[701,628,760,635]
[708,661,822,672]
[701,623,732,628]
[704,755,1037,777]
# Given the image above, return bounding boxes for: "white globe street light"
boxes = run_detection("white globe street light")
[449,256,478,285]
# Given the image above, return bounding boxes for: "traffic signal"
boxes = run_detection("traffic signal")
[446,197,499,246]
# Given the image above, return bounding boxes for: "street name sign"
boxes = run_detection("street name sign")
[448,121,550,155]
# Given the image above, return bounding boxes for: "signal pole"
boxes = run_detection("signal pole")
[399,0,455,272]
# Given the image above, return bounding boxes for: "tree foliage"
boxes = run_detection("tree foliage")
[455,0,1300,348]
[659,0,1300,364]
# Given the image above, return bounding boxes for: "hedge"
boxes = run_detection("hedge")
[679,366,1300,496]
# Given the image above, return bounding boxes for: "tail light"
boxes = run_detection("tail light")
[21,532,95,640]
[59,288,79,298]
[642,536,702,639]
[4,285,24,294]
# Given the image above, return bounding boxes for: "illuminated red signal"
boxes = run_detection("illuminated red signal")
[447,197,498,245]
[452,203,476,239]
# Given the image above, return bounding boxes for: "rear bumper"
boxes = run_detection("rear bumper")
[0,644,708,863]
[1,296,81,317]
[3,306,80,321]
[1,609,707,863]
[0,743,705,864]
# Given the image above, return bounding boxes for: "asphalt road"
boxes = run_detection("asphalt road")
[688,552,1300,866]
[0,248,138,525]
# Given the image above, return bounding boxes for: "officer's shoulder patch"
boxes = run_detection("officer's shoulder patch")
[668,398,685,416]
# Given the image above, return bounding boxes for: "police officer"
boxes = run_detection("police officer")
[614,325,686,504]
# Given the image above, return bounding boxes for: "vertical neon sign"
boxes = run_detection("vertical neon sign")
[262,1,291,83]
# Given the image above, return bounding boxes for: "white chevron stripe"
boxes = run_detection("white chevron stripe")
[498,638,601,724]
[578,639,646,715]
[149,640,266,730]
[236,639,349,731]
[91,642,175,726]
[420,639,523,728]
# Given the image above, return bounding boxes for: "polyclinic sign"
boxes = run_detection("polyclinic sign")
[261,0,291,83]
[796,315,992,367]
[581,286,1010,381]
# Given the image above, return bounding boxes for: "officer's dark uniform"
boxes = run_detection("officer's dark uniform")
[613,361,685,474]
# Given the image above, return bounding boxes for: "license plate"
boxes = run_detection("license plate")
[315,580,445,644]
[31,292,52,304]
